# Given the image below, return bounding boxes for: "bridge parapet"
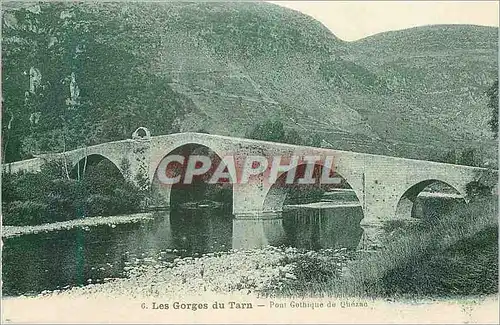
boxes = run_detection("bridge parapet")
[2,157,44,174]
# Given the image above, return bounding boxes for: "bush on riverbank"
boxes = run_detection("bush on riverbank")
[260,248,353,295]
[2,160,146,226]
[274,194,498,298]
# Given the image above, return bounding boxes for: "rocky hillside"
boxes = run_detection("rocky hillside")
[2,2,497,164]
[347,25,497,158]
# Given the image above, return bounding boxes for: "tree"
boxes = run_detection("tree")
[283,128,303,145]
[245,120,286,143]
[487,79,498,137]
[245,120,325,147]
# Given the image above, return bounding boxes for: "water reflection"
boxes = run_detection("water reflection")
[283,204,364,250]
[4,219,147,296]
[2,195,463,296]
[1,208,234,297]
[170,207,233,255]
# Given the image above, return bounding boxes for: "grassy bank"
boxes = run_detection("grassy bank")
[2,160,146,226]
[263,195,498,298]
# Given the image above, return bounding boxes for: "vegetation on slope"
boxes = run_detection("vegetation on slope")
[347,25,498,159]
[260,194,498,298]
[2,2,497,166]
[245,119,322,146]
[487,79,499,137]
[2,160,145,226]
[2,3,195,162]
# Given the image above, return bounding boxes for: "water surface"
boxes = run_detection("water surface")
[2,195,462,296]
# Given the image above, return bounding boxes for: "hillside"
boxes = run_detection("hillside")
[347,25,497,159]
[2,2,498,164]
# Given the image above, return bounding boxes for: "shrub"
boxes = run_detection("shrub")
[4,201,49,226]
[260,248,351,296]
[466,180,491,198]
[331,195,498,298]
[84,194,113,217]
[2,159,146,225]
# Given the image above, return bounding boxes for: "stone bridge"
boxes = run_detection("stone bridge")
[4,130,497,249]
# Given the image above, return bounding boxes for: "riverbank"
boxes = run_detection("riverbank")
[2,244,498,324]
[293,196,498,298]
[1,213,154,238]
[3,246,498,323]
[2,196,497,323]
[2,227,498,323]
[15,246,350,299]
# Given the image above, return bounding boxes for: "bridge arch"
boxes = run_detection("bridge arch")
[260,161,365,250]
[262,161,364,213]
[70,153,125,180]
[151,141,235,252]
[151,142,236,209]
[395,179,467,220]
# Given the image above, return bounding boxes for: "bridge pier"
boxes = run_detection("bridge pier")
[231,182,287,249]
[358,218,386,250]
[359,187,424,250]
[149,181,171,209]
[232,212,286,249]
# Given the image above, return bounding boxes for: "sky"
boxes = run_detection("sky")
[271,1,499,41]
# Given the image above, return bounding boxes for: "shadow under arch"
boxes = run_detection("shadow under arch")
[151,142,236,208]
[262,162,364,212]
[70,154,124,180]
[396,179,467,221]
[151,143,235,254]
[262,162,364,250]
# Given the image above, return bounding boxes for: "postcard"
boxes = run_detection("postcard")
[1,1,498,323]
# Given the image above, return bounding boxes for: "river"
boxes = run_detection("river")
[1,193,464,297]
